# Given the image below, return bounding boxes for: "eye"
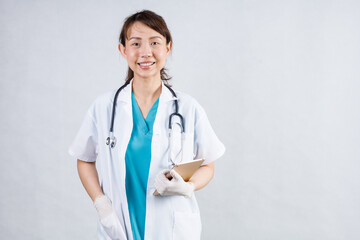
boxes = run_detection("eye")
[151,42,159,46]
[131,42,139,46]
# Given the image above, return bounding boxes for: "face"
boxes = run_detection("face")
[119,21,172,81]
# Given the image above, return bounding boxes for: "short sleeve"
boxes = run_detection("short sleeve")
[193,110,225,166]
[68,107,98,162]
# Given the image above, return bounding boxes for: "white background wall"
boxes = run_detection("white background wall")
[1,0,359,239]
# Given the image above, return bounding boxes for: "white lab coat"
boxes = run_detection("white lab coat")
[69,79,225,240]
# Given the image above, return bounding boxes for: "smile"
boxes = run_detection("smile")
[138,62,155,67]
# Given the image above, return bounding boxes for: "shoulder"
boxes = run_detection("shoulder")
[173,90,207,121]
[174,90,201,107]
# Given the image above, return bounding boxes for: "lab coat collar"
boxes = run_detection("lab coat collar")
[161,80,178,102]
[116,79,177,104]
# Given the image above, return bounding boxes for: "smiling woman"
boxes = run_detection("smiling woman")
[69,10,225,240]
[118,21,172,96]
[119,11,173,85]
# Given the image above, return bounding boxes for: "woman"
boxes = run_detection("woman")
[69,10,225,240]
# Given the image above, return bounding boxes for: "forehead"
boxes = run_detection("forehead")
[127,21,164,39]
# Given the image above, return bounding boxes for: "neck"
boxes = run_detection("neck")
[132,76,162,103]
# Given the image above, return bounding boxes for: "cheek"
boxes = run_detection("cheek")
[126,52,138,65]
[155,49,168,61]
[127,51,137,59]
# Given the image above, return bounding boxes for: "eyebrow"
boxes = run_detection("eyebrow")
[128,36,163,41]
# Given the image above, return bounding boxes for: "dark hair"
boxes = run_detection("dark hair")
[119,10,172,85]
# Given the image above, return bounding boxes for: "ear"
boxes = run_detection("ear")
[118,43,127,59]
[166,41,172,56]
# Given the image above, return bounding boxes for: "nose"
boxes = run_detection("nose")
[140,43,152,58]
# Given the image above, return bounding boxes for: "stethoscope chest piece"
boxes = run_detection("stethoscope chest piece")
[106,132,116,148]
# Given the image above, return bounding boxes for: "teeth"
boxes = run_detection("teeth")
[139,62,154,66]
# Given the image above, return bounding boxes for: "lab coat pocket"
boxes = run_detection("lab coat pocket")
[100,211,127,240]
[173,211,201,240]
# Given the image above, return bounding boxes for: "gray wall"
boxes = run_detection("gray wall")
[1,0,359,239]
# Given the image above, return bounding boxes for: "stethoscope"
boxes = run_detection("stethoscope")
[106,81,185,166]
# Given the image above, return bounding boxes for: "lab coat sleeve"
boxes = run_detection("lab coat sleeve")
[193,107,225,166]
[68,106,98,162]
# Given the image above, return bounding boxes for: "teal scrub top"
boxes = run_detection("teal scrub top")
[125,90,160,240]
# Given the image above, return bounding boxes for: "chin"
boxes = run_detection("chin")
[135,73,159,80]
[138,69,161,76]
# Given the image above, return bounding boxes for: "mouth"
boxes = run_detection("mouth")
[137,62,155,67]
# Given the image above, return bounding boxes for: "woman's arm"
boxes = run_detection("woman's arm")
[189,162,215,191]
[77,159,104,202]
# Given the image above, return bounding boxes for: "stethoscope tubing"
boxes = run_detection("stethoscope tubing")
[109,82,129,133]
[106,82,184,151]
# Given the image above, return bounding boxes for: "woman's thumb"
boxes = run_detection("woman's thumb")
[170,169,181,180]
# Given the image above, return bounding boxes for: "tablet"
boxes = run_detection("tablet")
[153,158,205,196]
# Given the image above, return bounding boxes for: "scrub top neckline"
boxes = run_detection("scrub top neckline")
[131,91,160,135]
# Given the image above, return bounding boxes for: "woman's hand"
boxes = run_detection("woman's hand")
[154,169,195,198]
[93,195,113,220]
[93,195,127,240]
[154,162,215,198]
